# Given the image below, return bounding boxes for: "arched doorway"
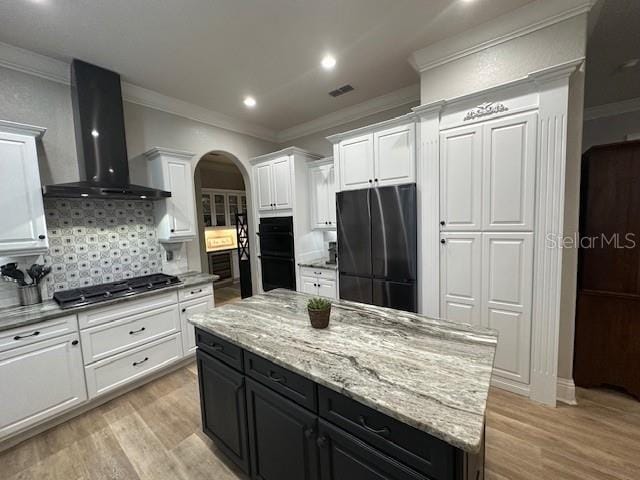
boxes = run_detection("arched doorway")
[190,150,255,305]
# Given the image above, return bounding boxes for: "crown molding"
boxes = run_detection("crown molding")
[409,0,595,73]
[142,147,196,160]
[584,97,640,121]
[0,41,278,143]
[326,111,417,144]
[0,119,47,137]
[277,84,420,143]
[249,146,322,164]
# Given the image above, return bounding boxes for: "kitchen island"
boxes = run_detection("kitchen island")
[189,289,497,480]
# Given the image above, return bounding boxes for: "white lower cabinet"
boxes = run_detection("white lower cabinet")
[84,333,183,399]
[0,333,86,439]
[299,267,337,299]
[180,296,214,355]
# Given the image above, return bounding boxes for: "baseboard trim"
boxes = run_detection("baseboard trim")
[0,355,195,452]
[556,377,577,405]
[491,376,530,397]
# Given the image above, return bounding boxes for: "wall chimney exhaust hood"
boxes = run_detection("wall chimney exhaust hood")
[42,60,171,200]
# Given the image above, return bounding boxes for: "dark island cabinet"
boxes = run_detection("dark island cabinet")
[196,349,250,474]
[195,329,474,480]
[317,420,429,480]
[246,378,319,480]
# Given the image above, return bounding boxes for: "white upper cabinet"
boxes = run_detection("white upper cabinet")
[145,147,197,243]
[253,155,292,212]
[332,119,416,192]
[373,123,415,187]
[440,125,483,231]
[482,112,537,231]
[338,134,374,191]
[309,159,336,229]
[0,121,48,257]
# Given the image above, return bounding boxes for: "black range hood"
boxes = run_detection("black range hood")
[42,60,171,200]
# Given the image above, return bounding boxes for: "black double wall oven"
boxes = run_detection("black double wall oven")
[258,216,296,291]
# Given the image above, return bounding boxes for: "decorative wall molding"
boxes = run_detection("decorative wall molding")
[583,97,640,121]
[463,102,509,121]
[556,377,577,405]
[326,111,417,144]
[0,119,46,137]
[409,0,594,73]
[277,84,420,143]
[0,41,278,143]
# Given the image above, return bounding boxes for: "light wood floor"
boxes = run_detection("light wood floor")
[214,283,241,307]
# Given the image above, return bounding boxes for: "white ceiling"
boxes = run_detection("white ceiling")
[0,0,533,133]
[586,0,640,107]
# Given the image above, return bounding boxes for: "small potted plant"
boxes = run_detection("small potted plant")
[307,297,331,329]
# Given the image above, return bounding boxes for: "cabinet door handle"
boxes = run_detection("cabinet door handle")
[170,228,175,233]
[38,234,46,240]
[374,178,378,182]
[129,326,146,335]
[441,239,446,244]
[316,435,328,448]
[182,308,186,313]
[368,179,372,183]
[440,221,445,226]
[268,371,286,384]
[14,331,40,340]
[358,415,390,437]
[304,427,315,439]
[72,340,79,346]
[133,357,149,367]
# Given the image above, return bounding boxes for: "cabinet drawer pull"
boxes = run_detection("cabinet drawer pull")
[268,371,286,383]
[129,327,146,335]
[316,435,328,448]
[190,288,203,295]
[208,343,224,352]
[304,427,315,439]
[182,308,186,313]
[14,331,40,340]
[358,415,390,437]
[133,357,149,367]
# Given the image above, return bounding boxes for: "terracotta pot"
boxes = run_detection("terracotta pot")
[308,305,331,329]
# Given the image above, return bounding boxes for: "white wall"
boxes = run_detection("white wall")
[583,109,640,151]
[0,65,278,295]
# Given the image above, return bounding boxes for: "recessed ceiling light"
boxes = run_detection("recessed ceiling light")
[243,96,256,108]
[621,58,639,69]
[321,54,337,70]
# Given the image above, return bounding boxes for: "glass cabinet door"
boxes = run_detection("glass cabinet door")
[214,194,227,226]
[240,195,247,214]
[228,194,239,225]
[202,193,213,227]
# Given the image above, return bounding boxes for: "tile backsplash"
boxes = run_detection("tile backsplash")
[42,198,164,298]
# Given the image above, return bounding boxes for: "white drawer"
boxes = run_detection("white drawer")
[300,266,337,280]
[78,291,178,330]
[178,283,213,302]
[84,333,183,399]
[0,315,78,354]
[80,304,180,364]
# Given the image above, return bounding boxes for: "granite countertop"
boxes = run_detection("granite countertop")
[298,258,338,270]
[0,271,219,332]
[188,289,497,453]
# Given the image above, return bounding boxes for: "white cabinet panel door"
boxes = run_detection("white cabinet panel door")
[483,112,537,231]
[317,279,337,300]
[180,297,214,355]
[339,134,374,191]
[0,132,48,256]
[327,164,337,225]
[166,159,196,238]
[440,125,483,231]
[309,165,329,229]
[0,333,86,439]
[300,276,318,295]
[440,232,482,325]
[271,156,292,210]
[255,162,273,211]
[374,123,415,187]
[482,233,533,384]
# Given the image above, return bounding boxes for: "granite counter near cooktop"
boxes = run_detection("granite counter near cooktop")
[0,271,219,332]
[188,289,497,453]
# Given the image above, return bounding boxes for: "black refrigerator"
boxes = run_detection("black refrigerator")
[337,183,417,313]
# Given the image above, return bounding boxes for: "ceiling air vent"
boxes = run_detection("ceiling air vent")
[329,84,354,97]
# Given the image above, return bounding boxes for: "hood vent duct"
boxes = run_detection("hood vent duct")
[42,59,171,200]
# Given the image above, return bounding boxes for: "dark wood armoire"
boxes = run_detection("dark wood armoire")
[574,140,640,399]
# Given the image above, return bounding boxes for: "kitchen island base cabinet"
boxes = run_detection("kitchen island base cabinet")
[197,349,250,474]
[246,378,318,480]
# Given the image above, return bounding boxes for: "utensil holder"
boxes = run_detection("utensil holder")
[18,284,42,306]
